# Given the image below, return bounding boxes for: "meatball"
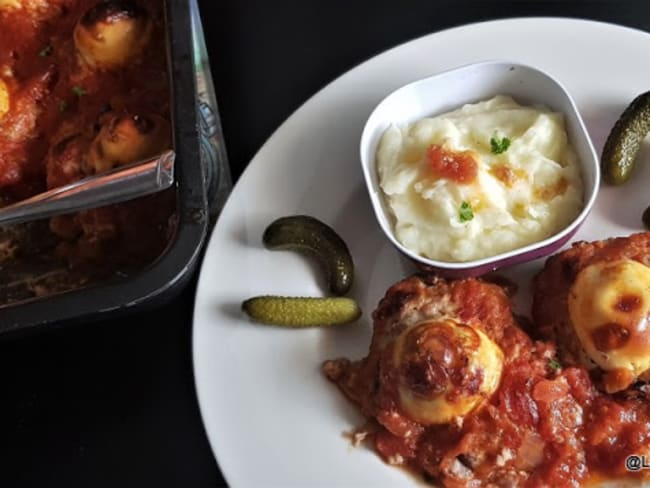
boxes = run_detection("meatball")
[532,232,650,393]
[84,112,170,174]
[74,0,153,70]
[324,274,524,427]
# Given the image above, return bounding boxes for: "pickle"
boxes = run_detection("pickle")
[602,91,650,185]
[242,296,361,327]
[263,215,354,296]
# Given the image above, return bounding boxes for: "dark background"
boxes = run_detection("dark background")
[0,1,647,487]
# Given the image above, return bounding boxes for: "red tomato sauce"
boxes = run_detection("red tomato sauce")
[0,0,168,197]
[0,0,173,267]
[324,275,650,487]
[372,337,650,487]
[427,144,478,184]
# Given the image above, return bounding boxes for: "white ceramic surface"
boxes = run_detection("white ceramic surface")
[193,18,650,488]
[360,60,599,275]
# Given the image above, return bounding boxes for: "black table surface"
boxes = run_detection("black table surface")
[1,1,648,487]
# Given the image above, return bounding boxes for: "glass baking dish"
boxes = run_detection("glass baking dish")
[0,0,212,332]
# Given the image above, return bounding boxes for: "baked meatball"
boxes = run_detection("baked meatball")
[84,112,170,174]
[533,232,650,393]
[74,0,153,70]
[323,274,574,486]
[324,275,516,426]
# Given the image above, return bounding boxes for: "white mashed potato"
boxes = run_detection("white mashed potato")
[376,95,583,262]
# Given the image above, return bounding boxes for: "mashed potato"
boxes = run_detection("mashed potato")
[376,95,583,262]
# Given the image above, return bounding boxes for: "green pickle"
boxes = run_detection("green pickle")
[602,91,650,185]
[263,215,354,296]
[242,296,361,328]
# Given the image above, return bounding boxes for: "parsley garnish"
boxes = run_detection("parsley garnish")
[58,100,68,112]
[490,132,511,154]
[39,45,53,57]
[459,201,474,222]
[548,358,562,371]
[72,85,86,97]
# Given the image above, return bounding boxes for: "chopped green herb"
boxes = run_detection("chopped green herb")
[72,85,86,97]
[39,45,53,57]
[459,201,474,222]
[58,100,68,112]
[548,358,562,371]
[490,132,511,154]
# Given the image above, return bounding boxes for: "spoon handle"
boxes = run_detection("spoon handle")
[0,149,175,226]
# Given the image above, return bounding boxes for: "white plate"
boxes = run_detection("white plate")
[193,18,650,487]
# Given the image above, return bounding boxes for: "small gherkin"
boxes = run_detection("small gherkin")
[242,296,361,328]
[602,91,650,185]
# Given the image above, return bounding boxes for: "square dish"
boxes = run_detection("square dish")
[0,0,208,331]
[360,60,599,277]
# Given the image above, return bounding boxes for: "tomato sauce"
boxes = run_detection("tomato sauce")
[0,0,167,193]
[375,340,649,486]
[427,144,478,184]
[0,0,173,267]
[324,275,650,487]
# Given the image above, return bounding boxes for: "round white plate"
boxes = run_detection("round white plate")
[193,18,650,487]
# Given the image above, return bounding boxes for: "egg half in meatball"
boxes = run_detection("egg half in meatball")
[0,78,9,120]
[569,259,650,392]
[74,0,153,70]
[533,233,650,393]
[393,318,503,425]
[85,113,170,174]
[0,0,21,9]
[324,274,517,435]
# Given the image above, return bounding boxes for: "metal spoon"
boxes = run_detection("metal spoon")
[0,149,175,226]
